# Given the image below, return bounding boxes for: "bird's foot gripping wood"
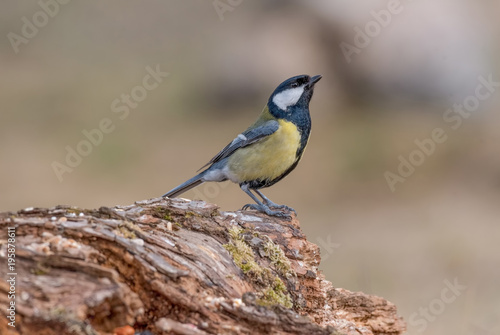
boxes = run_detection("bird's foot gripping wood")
[263,201,297,215]
[242,203,292,220]
[253,189,297,215]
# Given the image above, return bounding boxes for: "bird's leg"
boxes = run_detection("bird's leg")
[254,189,297,215]
[240,185,291,219]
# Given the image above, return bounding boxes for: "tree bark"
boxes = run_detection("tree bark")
[0,198,406,335]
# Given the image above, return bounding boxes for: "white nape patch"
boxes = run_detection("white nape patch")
[272,87,304,111]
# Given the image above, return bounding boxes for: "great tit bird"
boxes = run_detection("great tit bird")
[162,74,322,218]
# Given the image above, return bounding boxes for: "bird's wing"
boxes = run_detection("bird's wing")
[198,120,279,171]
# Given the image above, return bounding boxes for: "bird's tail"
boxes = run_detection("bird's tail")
[162,172,205,198]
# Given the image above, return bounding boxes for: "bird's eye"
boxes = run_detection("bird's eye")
[291,82,299,88]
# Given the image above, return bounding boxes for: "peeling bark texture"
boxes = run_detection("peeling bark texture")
[0,198,406,335]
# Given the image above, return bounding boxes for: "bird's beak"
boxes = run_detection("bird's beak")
[308,75,322,88]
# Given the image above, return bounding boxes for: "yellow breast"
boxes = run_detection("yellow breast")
[227,119,301,183]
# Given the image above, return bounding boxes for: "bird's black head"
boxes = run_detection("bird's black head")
[267,74,322,117]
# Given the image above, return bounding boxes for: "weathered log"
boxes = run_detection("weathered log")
[0,198,406,335]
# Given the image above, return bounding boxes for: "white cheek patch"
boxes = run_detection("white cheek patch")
[272,87,304,111]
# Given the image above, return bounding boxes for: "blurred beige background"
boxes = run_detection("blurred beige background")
[1,1,500,334]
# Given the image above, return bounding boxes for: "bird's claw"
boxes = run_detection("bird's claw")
[242,203,292,220]
[265,203,296,215]
[241,203,254,211]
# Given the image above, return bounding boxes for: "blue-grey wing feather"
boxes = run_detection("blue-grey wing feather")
[198,120,279,171]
